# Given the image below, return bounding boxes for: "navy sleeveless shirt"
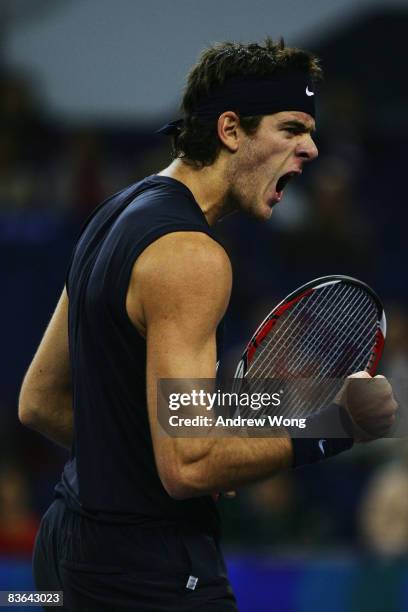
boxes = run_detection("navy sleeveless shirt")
[56,175,226,535]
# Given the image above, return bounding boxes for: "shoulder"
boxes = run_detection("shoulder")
[136,231,232,288]
[127,231,232,331]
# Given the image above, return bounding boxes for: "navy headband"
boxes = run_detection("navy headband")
[157,73,316,135]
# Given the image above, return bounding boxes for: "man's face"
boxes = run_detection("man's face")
[227,111,318,220]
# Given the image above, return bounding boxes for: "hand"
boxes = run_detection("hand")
[336,371,398,442]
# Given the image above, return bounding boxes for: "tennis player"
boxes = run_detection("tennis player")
[19,38,397,611]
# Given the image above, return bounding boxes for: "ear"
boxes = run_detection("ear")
[217,111,240,153]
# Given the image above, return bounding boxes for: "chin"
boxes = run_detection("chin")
[246,206,272,221]
[256,202,274,220]
[239,196,273,220]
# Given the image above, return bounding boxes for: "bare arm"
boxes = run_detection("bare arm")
[127,232,293,500]
[18,288,73,449]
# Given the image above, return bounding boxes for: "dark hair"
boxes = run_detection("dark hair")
[173,37,322,167]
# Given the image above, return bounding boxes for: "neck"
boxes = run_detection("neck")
[157,157,235,225]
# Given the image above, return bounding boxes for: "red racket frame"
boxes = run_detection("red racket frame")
[234,275,386,380]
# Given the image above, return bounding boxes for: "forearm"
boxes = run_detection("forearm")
[19,388,73,450]
[163,434,293,498]
[206,435,293,490]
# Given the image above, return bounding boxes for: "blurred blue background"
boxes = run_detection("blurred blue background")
[1,1,408,610]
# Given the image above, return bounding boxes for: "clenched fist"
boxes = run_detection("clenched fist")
[336,371,398,442]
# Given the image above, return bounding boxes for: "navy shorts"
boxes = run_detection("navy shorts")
[33,499,237,611]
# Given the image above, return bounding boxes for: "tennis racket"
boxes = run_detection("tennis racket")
[233,275,386,419]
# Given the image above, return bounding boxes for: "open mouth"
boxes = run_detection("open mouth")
[276,171,299,195]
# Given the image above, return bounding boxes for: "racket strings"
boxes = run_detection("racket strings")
[239,284,347,416]
[278,291,363,377]
[257,283,357,379]
[298,318,378,418]
[291,291,374,380]
[252,285,375,378]
[249,283,354,378]
[282,286,368,375]
[241,282,379,418]
[317,304,376,379]
[247,283,342,379]
[242,285,353,414]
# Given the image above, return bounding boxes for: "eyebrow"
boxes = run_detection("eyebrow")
[279,120,316,135]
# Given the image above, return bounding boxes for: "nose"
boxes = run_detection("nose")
[296,134,318,162]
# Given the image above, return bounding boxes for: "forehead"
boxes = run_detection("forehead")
[265,110,316,131]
